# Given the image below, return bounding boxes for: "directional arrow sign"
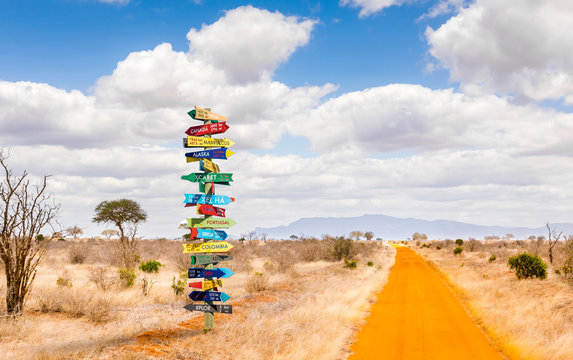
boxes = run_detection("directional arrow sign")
[186,217,236,229]
[200,159,220,173]
[188,106,227,122]
[188,268,234,279]
[191,254,233,265]
[183,241,234,253]
[184,194,234,205]
[184,303,232,314]
[185,136,234,148]
[197,204,226,217]
[185,149,234,160]
[185,122,229,136]
[188,279,224,291]
[181,173,232,184]
[189,291,231,303]
[190,228,228,241]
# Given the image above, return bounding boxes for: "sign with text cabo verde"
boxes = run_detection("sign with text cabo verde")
[190,228,228,241]
[200,159,220,173]
[183,241,234,253]
[184,303,232,314]
[184,194,234,205]
[197,204,226,217]
[188,106,227,122]
[185,136,234,148]
[188,268,234,279]
[191,254,233,265]
[181,173,232,184]
[189,291,230,303]
[185,149,234,160]
[186,217,236,229]
[185,122,229,136]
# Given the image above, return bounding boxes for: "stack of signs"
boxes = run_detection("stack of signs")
[181,106,235,331]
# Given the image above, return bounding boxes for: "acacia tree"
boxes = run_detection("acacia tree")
[65,225,83,239]
[546,222,563,264]
[92,199,147,267]
[0,151,60,315]
[364,231,374,241]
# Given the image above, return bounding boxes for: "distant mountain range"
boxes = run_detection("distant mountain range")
[255,214,573,240]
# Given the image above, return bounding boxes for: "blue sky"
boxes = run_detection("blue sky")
[1,0,573,239]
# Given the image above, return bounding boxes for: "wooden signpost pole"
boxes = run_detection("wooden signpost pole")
[202,110,215,332]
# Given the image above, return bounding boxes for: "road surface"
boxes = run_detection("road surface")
[349,247,506,360]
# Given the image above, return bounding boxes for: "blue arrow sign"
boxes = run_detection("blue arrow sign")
[185,148,234,160]
[189,291,231,303]
[188,268,234,279]
[192,228,228,241]
[184,194,235,205]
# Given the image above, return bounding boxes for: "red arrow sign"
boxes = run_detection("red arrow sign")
[198,204,226,217]
[185,122,229,136]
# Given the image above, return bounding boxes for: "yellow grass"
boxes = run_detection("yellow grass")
[416,240,573,360]
[0,239,395,360]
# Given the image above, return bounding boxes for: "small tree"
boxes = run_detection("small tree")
[349,231,364,241]
[92,199,147,268]
[0,150,60,315]
[139,260,162,296]
[364,231,374,241]
[546,223,562,264]
[412,232,428,241]
[101,229,119,241]
[455,239,464,246]
[508,253,547,280]
[65,225,84,239]
[453,246,463,255]
[329,236,356,261]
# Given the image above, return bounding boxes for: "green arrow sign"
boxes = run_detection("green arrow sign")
[186,217,237,229]
[181,173,233,184]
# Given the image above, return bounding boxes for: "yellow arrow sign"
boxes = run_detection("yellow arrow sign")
[201,158,220,173]
[187,136,235,148]
[191,106,227,122]
[190,279,224,291]
[183,241,234,253]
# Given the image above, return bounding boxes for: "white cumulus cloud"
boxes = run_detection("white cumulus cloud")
[340,0,407,17]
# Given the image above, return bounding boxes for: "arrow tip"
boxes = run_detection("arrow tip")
[221,292,230,302]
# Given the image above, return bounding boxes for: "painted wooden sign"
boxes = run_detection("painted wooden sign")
[197,204,226,217]
[185,136,235,148]
[188,268,234,279]
[188,279,224,291]
[189,291,231,303]
[191,254,233,265]
[181,173,232,184]
[183,241,234,253]
[185,149,234,160]
[188,106,227,122]
[186,217,236,229]
[200,159,220,173]
[184,194,235,205]
[184,303,233,314]
[198,182,214,194]
[185,122,229,136]
[189,228,228,241]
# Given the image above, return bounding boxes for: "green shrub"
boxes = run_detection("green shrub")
[488,254,497,263]
[171,276,186,296]
[344,258,357,269]
[507,253,547,280]
[436,245,442,250]
[118,268,137,288]
[139,260,163,273]
[328,236,356,261]
[453,246,463,255]
[455,239,464,246]
[367,261,374,267]
[56,276,72,288]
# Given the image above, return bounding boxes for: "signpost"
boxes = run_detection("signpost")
[184,136,235,148]
[183,241,234,253]
[186,217,236,229]
[184,303,232,314]
[185,148,235,160]
[181,106,235,332]
[189,291,231,303]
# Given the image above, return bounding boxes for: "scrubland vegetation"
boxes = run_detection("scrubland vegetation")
[415,237,573,360]
[0,236,395,360]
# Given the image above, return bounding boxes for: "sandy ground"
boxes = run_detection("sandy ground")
[348,247,506,360]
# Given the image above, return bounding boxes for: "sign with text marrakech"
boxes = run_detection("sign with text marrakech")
[180,106,236,332]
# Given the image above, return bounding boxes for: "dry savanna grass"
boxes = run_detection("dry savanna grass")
[415,239,573,360]
[0,237,395,360]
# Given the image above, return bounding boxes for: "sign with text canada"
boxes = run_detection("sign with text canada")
[186,217,236,229]
[184,194,234,205]
[184,303,232,314]
[188,106,227,122]
[183,241,234,253]
[185,122,229,136]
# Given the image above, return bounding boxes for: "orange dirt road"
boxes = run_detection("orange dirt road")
[349,247,506,360]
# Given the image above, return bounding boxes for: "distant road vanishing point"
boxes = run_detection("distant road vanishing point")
[349,247,506,360]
